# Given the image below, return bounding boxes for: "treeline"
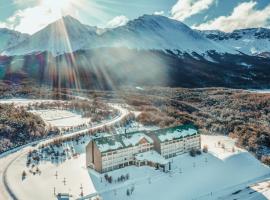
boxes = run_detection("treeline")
[0,104,58,153]
[118,87,270,165]
[27,98,118,123]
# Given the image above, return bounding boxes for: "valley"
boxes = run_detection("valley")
[0,7,269,200]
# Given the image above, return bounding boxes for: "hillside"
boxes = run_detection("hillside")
[0,28,29,53]
[114,87,270,163]
[0,104,48,153]
[200,28,270,56]
[1,48,270,89]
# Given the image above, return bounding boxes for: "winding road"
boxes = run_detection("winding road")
[0,100,129,200]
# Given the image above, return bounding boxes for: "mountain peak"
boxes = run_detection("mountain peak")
[0,28,29,53]
[62,15,80,23]
[48,15,83,27]
[124,14,190,32]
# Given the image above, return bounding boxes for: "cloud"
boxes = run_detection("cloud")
[0,0,79,34]
[106,15,129,29]
[154,11,164,16]
[171,0,216,21]
[1,6,63,34]
[193,1,270,32]
[0,22,6,28]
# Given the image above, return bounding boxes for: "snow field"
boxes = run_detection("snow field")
[30,110,91,128]
[5,134,270,200]
[6,136,96,200]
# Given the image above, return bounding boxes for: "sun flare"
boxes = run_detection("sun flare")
[41,0,72,14]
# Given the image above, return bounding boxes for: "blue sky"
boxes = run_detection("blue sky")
[0,0,270,34]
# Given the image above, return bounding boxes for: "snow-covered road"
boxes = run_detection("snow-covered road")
[0,101,129,200]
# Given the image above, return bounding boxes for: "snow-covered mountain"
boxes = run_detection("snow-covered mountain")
[200,28,270,56]
[2,15,269,57]
[4,16,100,56]
[3,15,236,56]
[0,28,29,53]
[96,15,234,54]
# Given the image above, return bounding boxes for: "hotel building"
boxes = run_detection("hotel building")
[86,124,200,173]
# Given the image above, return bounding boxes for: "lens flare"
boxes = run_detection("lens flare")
[41,0,71,13]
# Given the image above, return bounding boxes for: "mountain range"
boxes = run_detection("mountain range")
[0,15,270,56]
[0,15,269,89]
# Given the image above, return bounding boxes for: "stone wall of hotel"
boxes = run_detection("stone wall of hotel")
[86,141,102,172]
[86,142,92,168]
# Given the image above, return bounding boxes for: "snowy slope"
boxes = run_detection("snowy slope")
[3,15,236,56]
[95,15,235,54]
[5,133,270,200]
[2,16,269,57]
[200,28,270,55]
[4,16,99,56]
[0,28,29,53]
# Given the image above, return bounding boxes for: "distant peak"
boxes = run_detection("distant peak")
[138,14,167,21]
[63,15,76,20]
[124,14,190,31]
[61,15,81,23]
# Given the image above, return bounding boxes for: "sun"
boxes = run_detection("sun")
[41,0,72,14]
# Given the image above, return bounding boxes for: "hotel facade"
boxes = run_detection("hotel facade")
[86,124,201,173]
[148,125,201,159]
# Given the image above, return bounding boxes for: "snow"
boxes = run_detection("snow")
[135,86,144,90]
[0,98,91,128]
[247,89,270,94]
[3,16,99,56]
[84,135,270,200]
[98,141,123,153]
[0,102,131,200]
[239,62,252,68]
[202,135,243,160]
[0,28,29,53]
[4,135,97,200]
[96,132,153,153]
[220,38,270,55]
[122,133,153,147]
[30,109,91,128]
[135,150,168,165]
[201,28,270,55]
[0,98,60,106]
[8,153,96,200]
[157,127,198,142]
[3,133,270,200]
[3,15,237,56]
[132,111,141,118]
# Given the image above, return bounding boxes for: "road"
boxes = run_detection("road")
[0,102,129,200]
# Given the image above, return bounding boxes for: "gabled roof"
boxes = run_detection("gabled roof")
[92,124,198,153]
[151,124,199,142]
[94,131,153,153]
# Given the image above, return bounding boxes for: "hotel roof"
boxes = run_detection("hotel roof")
[94,132,153,153]
[151,124,199,142]
[93,124,198,152]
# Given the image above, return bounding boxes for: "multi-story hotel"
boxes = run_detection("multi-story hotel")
[86,124,200,173]
[148,124,201,159]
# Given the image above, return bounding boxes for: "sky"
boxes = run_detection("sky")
[0,0,269,34]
